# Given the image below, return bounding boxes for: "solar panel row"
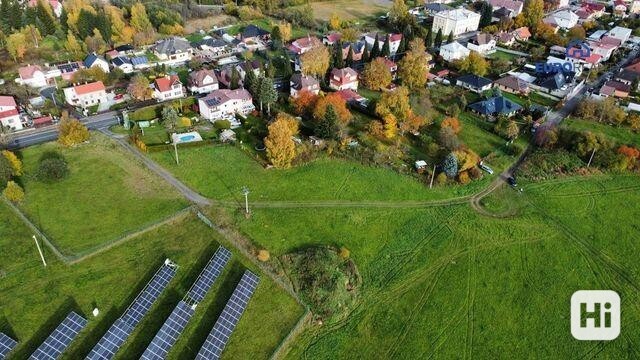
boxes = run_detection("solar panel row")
[140,246,231,360]
[30,311,88,360]
[0,332,17,360]
[86,260,177,360]
[195,271,259,360]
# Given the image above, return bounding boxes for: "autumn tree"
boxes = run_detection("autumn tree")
[291,90,318,116]
[105,5,134,45]
[275,21,292,42]
[2,150,23,176]
[382,114,398,139]
[85,28,107,53]
[128,74,153,101]
[438,126,461,150]
[58,112,90,147]
[3,181,24,203]
[524,0,544,31]
[456,51,489,76]
[567,25,586,40]
[361,57,392,90]
[313,93,352,124]
[64,31,84,57]
[441,117,461,134]
[389,0,411,29]
[130,2,153,33]
[162,106,179,130]
[376,86,411,124]
[341,28,358,42]
[328,13,342,30]
[301,45,330,78]
[265,113,299,168]
[400,112,428,134]
[398,38,430,90]
[6,32,27,61]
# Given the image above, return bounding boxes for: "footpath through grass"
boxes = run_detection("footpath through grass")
[224,174,640,359]
[16,133,189,255]
[0,205,303,360]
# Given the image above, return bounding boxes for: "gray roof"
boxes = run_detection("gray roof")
[456,74,493,89]
[153,37,192,55]
[469,96,522,115]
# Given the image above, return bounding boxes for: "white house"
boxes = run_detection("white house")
[543,10,579,29]
[111,57,134,74]
[152,37,193,66]
[329,67,359,91]
[466,33,496,55]
[363,33,403,54]
[488,0,523,17]
[606,26,632,45]
[439,41,470,61]
[15,64,61,88]
[290,73,320,97]
[188,69,219,94]
[288,36,323,55]
[198,89,255,121]
[0,96,22,130]
[432,8,481,38]
[63,81,108,109]
[153,75,185,102]
[84,53,110,73]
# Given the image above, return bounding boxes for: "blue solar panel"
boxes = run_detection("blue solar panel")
[86,260,177,360]
[0,332,17,359]
[186,247,232,304]
[195,271,259,360]
[30,311,87,360]
[139,301,195,360]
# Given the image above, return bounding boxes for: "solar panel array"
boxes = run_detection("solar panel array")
[140,247,231,360]
[195,271,259,360]
[0,332,17,360]
[86,260,177,360]
[30,311,88,360]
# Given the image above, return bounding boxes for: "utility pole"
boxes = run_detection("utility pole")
[429,164,436,189]
[173,140,179,165]
[241,186,250,215]
[587,148,596,167]
[32,235,47,267]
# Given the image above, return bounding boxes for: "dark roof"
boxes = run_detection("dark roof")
[115,44,134,52]
[456,74,493,89]
[84,53,105,68]
[198,37,227,49]
[615,69,640,83]
[153,37,191,55]
[493,7,511,17]
[425,3,452,12]
[241,24,269,39]
[131,56,148,66]
[468,96,522,115]
[290,73,319,90]
[535,72,573,90]
[112,56,132,67]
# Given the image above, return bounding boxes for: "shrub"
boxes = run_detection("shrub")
[214,120,231,130]
[436,172,448,185]
[469,166,482,179]
[339,247,350,259]
[257,249,270,262]
[36,152,69,183]
[3,181,24,203]
[458,171,471,184]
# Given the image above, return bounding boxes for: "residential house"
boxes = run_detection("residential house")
[576,2,605,22]
[466,33,496,55]
[238,24,270,42]
[432,8,481,38]
[111,57,134,74]
[198,89,255,121]
[0,96,22,130]
[615,69,640,87]
[197,37,228,54]
[27,0,62,17]
[131,56,150,70]
[606,26,632,44]
[543,10,579,29]
[63,81,108,109]
[532,71,574,96]
[115,44,135,55]
[439,41,470,61]
[494,75,530,95]
[217,67,241,89]
[613,0,627,16]
[468,96,522,117]
[379,57,398,79]
[631,0,640,14]
[557,0,569,8]
[588,29,607,41]
[424,3,452,15]
[188,69,219,94]
[363,33,403,54]
[323,33,342,46]
[329,67,359,91]
[237,60,263,81]
[57,61,84,81]
[488,0,523,17]
[600,80,631,97]
[341,41,366,61]
[456,74,493,93]
[513,27,531,41]
[336,89,369,108]
[496,31,516,46]
[565,47,603,68]
[588,41,616,61]
[16,64,60,88]
[289,36,323,55]
[289,73,320,97]
[153,75,185,102]
[152,37,193,66]
[84,53,110,73]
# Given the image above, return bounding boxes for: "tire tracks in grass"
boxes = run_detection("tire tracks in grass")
[465,233,477,360]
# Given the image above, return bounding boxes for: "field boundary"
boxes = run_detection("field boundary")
[269,309,312,360]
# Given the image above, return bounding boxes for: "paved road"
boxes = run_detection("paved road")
[7,111,119,149]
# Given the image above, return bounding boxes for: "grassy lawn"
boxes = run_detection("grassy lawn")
[502,91,559,108]
[150,144,505,202]
[563,117,640,147]
[308,0,390,21]
[0,206,303,360]
[487,49,521,62]
[225,174,640,359]
[16,133,189,255]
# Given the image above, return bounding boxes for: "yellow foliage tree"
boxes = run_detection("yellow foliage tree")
[276,22,292,42]
[398,39,430,90]
[457,51,489,76]
[2,151,23,176]
[104,5,134,44]
[362,57,392,91]
[3,181,24,203]
[64,31,84,57]
[6,33,27,62]
[300,45,330,78]
[328,13,342,30]
[265,114,299,168]
[453,149,480,172]
[130,2,153,33]
[383,114,398,139]
[58,112,90,147]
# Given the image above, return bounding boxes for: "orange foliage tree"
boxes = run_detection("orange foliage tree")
[441,117,461,134]
[313,93,352,124]
[291,90,318,116]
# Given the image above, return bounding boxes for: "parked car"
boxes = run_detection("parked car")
[478,161,494,174]
[507,176,517,187]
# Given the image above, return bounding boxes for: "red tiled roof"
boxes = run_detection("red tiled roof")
[514,27,531,39]
[74,81,106,95]
[0,96,17,108]
[389,33,402,42]
[600,36,622,46]
[33,115,53,125]
[18,65,43,80]
[0,109,19,119]
[335,89,364,102]
[154,75,181,93]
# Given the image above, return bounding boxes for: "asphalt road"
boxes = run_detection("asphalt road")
[7,111,118,149]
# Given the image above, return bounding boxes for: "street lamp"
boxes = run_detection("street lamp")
[241,186,250,215]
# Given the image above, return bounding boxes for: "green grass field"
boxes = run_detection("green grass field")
[0,204,303,359]
[563,118,640,147]
[15,134,189,255]
[225,174,640,359]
